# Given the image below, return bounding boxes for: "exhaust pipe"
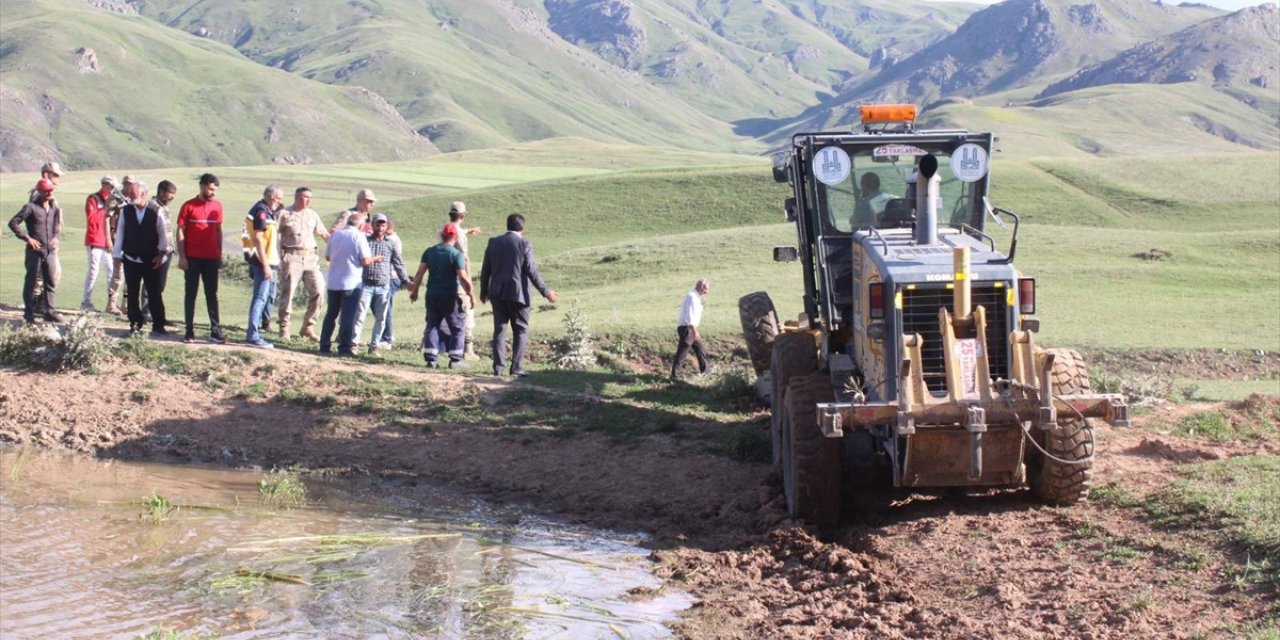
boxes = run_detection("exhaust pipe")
[915,154,940,246]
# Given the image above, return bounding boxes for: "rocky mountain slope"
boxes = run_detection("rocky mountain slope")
[1039,3,1279,97]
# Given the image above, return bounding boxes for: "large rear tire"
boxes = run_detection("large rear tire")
[769,331,818,469]
[782,374,841,525]
[1029,348,1096,506]
[738,292,780,375]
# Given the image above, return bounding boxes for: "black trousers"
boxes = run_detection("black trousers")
[183,257,221,335]
[123,258,165,331]
[22,248,56,320]
[491,300,531,374]
[672,325,709,377]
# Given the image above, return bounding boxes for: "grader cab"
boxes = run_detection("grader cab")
[740,105,1128,524]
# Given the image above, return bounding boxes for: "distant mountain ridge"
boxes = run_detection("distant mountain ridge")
[1,0,1276,171]
[1039,3,1279,97]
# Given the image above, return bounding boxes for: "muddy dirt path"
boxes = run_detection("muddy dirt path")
[0,326,1276,638]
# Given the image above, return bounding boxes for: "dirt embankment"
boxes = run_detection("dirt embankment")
[1,334,1276,639]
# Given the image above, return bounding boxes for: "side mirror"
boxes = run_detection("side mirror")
[773,246,799,263]
[784,197,797,222]
[772,163,791,183]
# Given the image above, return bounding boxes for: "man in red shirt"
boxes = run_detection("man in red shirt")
[80,176,122,311]
[176,173,226,343]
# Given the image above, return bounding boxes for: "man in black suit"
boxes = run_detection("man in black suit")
[479,213,558,377]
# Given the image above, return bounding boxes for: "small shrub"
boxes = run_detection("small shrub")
[550,303,595,370]
[709,365,754,400]
[725,423,771,462]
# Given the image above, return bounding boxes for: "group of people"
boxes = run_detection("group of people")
[8,166,640,378]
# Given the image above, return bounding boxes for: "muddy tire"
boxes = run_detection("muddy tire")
[1029,348,1096,506]
[739,292,780,375]
[769,332,818,469]
[781,374,840,525]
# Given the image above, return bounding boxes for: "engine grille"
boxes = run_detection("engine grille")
[900,283,1010,394]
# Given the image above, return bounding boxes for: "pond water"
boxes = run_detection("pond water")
[0,449,688,639]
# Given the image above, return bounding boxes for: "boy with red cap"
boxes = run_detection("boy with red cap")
[8,179,63,324]
[408,223,475,368]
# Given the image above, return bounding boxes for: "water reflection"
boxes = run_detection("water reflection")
[0,449,688,639]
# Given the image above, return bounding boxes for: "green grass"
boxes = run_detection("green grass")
[1143,455,1280,589]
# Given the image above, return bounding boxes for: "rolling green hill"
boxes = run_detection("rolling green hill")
[0,0,436,172]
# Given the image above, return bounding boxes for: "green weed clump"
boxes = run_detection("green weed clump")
[724,423,771,463]
[1173,395,1279,443]
[0,315,113,372]
[141,492,176,524]
[258,470,308,509]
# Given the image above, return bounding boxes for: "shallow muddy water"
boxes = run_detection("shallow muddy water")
[0,449,688,639]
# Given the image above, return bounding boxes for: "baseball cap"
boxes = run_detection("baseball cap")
[449,201,467,214]
[101,175,120,189]
[440,223,458,239]
[357,188,377,202]
[40,161,64,176]
[35,178,55,193]
[372,213,388,223]
[122,175,137,185]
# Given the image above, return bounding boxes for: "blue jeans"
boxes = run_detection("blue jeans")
[355,283,390,350]
[320,287,363,354]
[247,262,277,342]
[381,279,400,344]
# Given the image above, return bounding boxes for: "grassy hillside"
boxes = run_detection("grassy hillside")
[133,0,751,153]
[0,0,435,172]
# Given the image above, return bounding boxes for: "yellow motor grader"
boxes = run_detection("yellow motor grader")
[739,104,1128,524]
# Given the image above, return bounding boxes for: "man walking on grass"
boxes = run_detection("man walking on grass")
[670,278,711,381]
[177,173,225,344]
[410,223,475,369]
[445,201,482,360]
[479,213,557,377]
[276,186,329,341]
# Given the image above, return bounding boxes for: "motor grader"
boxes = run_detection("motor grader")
[740,104,1128,524]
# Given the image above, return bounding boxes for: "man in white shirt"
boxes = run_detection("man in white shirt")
[320,210,377,355]
[671,278,711,381]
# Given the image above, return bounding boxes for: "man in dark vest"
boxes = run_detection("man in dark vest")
[112,180,170,336]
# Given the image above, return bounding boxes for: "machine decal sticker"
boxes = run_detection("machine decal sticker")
[951,143,989,183]
[873,144,928,157]
[813,146,851,185]
[955,338,983,398]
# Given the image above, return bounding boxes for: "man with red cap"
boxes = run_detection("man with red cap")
[9,179,63,324]
[408,223,475,368]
